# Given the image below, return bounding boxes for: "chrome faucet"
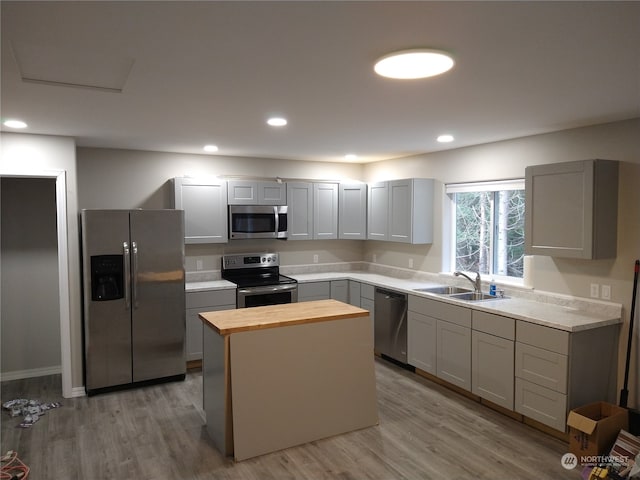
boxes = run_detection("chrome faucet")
[454,271,482,293]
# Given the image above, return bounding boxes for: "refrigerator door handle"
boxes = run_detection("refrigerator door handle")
[123,242,131,309]
[132,241,139,309]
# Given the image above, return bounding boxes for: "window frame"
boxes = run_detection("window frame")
[445,179,525,282]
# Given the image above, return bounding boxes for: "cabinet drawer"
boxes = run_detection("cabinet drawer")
[186,289,236,309]
[516,321,569,355]
[515,378,567,432]
[516,342,568,393]
[472,311,515,340]
[409,295,471,328]
[361,283,375,300]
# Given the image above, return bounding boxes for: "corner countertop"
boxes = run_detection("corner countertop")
[199,299,369,335]
[186,270,622,333]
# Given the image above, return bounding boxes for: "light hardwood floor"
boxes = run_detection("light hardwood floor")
[1,359,582,479]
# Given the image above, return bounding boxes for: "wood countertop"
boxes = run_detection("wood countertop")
[199,299,369,335]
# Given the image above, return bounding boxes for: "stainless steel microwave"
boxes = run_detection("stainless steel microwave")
[228,205,288,239]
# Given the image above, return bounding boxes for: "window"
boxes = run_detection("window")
[447,180,525,279]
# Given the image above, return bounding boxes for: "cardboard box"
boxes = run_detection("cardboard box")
[567,402,629,461]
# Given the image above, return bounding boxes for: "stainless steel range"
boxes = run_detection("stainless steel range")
[221,252,298,308]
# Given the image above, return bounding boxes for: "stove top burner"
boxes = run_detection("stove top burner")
[221,252,297,289]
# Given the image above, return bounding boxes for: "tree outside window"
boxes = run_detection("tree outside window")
[450,182,525,278]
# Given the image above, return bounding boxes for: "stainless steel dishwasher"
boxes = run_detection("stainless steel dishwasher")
[374,288,408,364]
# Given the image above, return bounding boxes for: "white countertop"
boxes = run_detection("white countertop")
[186,270,622,333]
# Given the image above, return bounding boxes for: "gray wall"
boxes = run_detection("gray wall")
[1,177,61,377]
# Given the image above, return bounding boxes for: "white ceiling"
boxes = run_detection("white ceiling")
[2,1,639,163]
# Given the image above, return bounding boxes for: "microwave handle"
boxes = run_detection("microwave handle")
[274,206,280,235]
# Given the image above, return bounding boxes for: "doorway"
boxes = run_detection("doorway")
[0,171,72,397]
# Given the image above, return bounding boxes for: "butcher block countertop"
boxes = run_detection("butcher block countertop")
[199,299,369,335]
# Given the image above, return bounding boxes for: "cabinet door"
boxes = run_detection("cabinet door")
[515,378,567,432]
[339,183,367,240]
[436,320,471,390]
[313,183,338,240]
[186,304,234,361]
[227,180,258,205]
[389,180,412,243]
[173,177,227,244]
[298,282,331,302]
[525,159,618,259]
[287,182,313,240]
[367,182,388,240]
[330,280,349,303]
[408,311,437,374]
[361,297,375,348]
[258,181,287,205]
[472,330,515,409]
[348,281,361,307]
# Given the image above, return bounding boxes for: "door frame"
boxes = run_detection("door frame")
[1,170,72,398]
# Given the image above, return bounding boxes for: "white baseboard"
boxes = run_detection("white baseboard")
[71,386,86,397]
[0,365,62,382]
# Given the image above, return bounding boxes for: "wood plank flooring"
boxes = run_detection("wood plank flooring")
[1,358,582,479]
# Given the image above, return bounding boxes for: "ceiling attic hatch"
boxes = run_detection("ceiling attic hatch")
[10,41,135,93]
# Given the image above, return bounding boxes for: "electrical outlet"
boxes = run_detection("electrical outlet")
[313,254,319,264]
[590,283,600,298]
[601,284,611,300]
[196,259,203,271]
[409,258,414,268]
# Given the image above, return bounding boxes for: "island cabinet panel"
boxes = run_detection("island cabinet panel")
[173,177,227,244]
[525,159,618,259]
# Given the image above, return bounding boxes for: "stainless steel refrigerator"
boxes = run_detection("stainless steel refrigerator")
[81,209,186,395]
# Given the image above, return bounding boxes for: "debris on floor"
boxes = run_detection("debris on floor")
[1,450,30,479]
[2,399,61,428]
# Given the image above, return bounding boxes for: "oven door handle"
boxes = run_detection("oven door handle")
[238,284,298,295]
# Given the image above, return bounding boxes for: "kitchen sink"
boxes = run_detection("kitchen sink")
[413,286,472,295]
[448,292,501,301]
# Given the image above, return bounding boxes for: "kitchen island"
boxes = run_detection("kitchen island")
[199,299,378,461]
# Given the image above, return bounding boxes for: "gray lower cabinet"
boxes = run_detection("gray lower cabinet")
[408,295,471,390]
[330,279,349,303]
[471,311,515,410]
[185,289,235,361]
[361,284,375,347]
[298,281,331,302]
[514,320,618,432]
[348,280,361,307]
[407,310,436,374]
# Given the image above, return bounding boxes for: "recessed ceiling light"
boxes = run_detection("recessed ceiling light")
[267,117,287,127]
[374,49,454,79]
[345,154,358,161]
[3,119,28,129]
[437,134,454,143]
[203,144,219,152]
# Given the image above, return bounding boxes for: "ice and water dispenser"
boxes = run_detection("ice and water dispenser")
[90,255,124,301]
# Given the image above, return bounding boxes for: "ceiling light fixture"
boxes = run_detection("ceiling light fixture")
[267,117,287,127]
[437,134,454,143]
[374,49,454,79]
[3,119,28,129]
[203,144,219,153]
[345,154,358,161]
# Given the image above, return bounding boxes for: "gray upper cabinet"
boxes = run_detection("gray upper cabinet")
[173,177,228,244]
[367,178,434,244]
[338,183,367,240]
[525,159,618,259]
[287,182,338,240]
[227,180,286,205]
[286,182,313,240]
[313,183,338,240]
